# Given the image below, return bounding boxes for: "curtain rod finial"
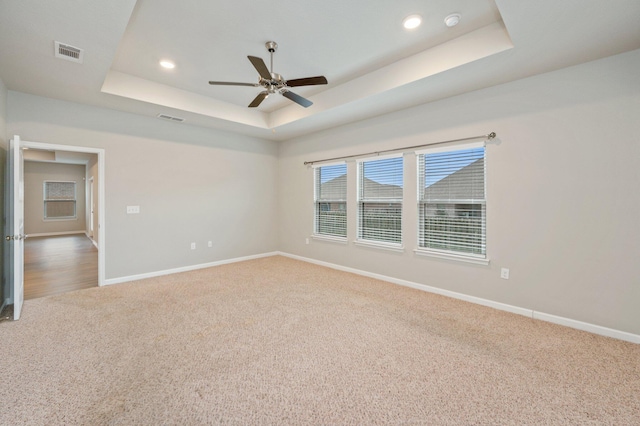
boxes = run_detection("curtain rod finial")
[488,132,496,139]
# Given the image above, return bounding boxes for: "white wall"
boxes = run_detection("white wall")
[278,49,640,335]
[7,93,279,280]
[23,161,86,235]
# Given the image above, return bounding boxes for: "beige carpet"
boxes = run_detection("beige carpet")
[1,256,638,425]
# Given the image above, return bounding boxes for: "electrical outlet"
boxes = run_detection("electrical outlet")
[500,268,510,279]
[208,241,212,248]
[191,242,196,250]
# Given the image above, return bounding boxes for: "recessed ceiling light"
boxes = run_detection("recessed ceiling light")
[444,13,461,28]
[159,60,175,69]
[403,14,422,30]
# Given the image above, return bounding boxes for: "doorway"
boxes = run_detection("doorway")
[20,141,105,290]
[20,147,103,298]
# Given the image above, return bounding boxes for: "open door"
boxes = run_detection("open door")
[5,135,25,320]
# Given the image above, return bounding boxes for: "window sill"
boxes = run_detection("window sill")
[43,218,78,222]
[414,248,490,266]
[311,234,348,244]
[354,239,405,253]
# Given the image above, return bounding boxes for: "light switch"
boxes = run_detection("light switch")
[126,205,140,214]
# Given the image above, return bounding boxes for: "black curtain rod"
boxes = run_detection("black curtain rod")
[303,132,496,166]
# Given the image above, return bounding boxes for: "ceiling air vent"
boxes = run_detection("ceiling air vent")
[157,114,185,123]
[54,41,84,63]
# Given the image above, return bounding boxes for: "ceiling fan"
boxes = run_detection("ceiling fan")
[208,41,328,108]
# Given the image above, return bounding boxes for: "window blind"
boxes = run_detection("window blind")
[314,163,347,237]
[358,155,403,244]
[417,144,486,256]
[44,181,77,219]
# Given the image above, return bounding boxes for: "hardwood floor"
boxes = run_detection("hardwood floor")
[24,234,98,300]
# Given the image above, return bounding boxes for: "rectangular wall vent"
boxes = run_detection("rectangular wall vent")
[157,114,185,123]
[54,41,84,63]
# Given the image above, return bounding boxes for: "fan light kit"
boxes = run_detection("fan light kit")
[403,14,422,29]
[208,41,328,108]
[444,13,461,27]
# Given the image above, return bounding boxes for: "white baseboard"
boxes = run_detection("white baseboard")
[98,250,638,344]
[532,311,640,344]
[277,252,640,345]
[104,251,280,286]
[27,231,86,238]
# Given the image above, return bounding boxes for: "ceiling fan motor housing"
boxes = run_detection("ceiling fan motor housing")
[261,73,285,93]
[265,41,278,52]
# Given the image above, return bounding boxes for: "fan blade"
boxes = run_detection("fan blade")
[209,81,260,87]
[285,76,328,87]
[282,90,313,108]
[248,56,272,80]
[248,91,269,108]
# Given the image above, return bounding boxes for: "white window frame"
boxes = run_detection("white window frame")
[355,154,404,251]
[43,180,77,221]
[415,142,488,265]
[313,162,347,241]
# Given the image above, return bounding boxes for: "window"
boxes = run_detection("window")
[314,163,347,238]
[417,143,486,258]
[44,181,77,219]
[357,155,403,245]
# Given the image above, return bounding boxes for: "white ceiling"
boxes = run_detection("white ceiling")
[1,0,639,141]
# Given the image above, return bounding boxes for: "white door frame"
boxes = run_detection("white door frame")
[21,140,106,286]
[89,176,95,240]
